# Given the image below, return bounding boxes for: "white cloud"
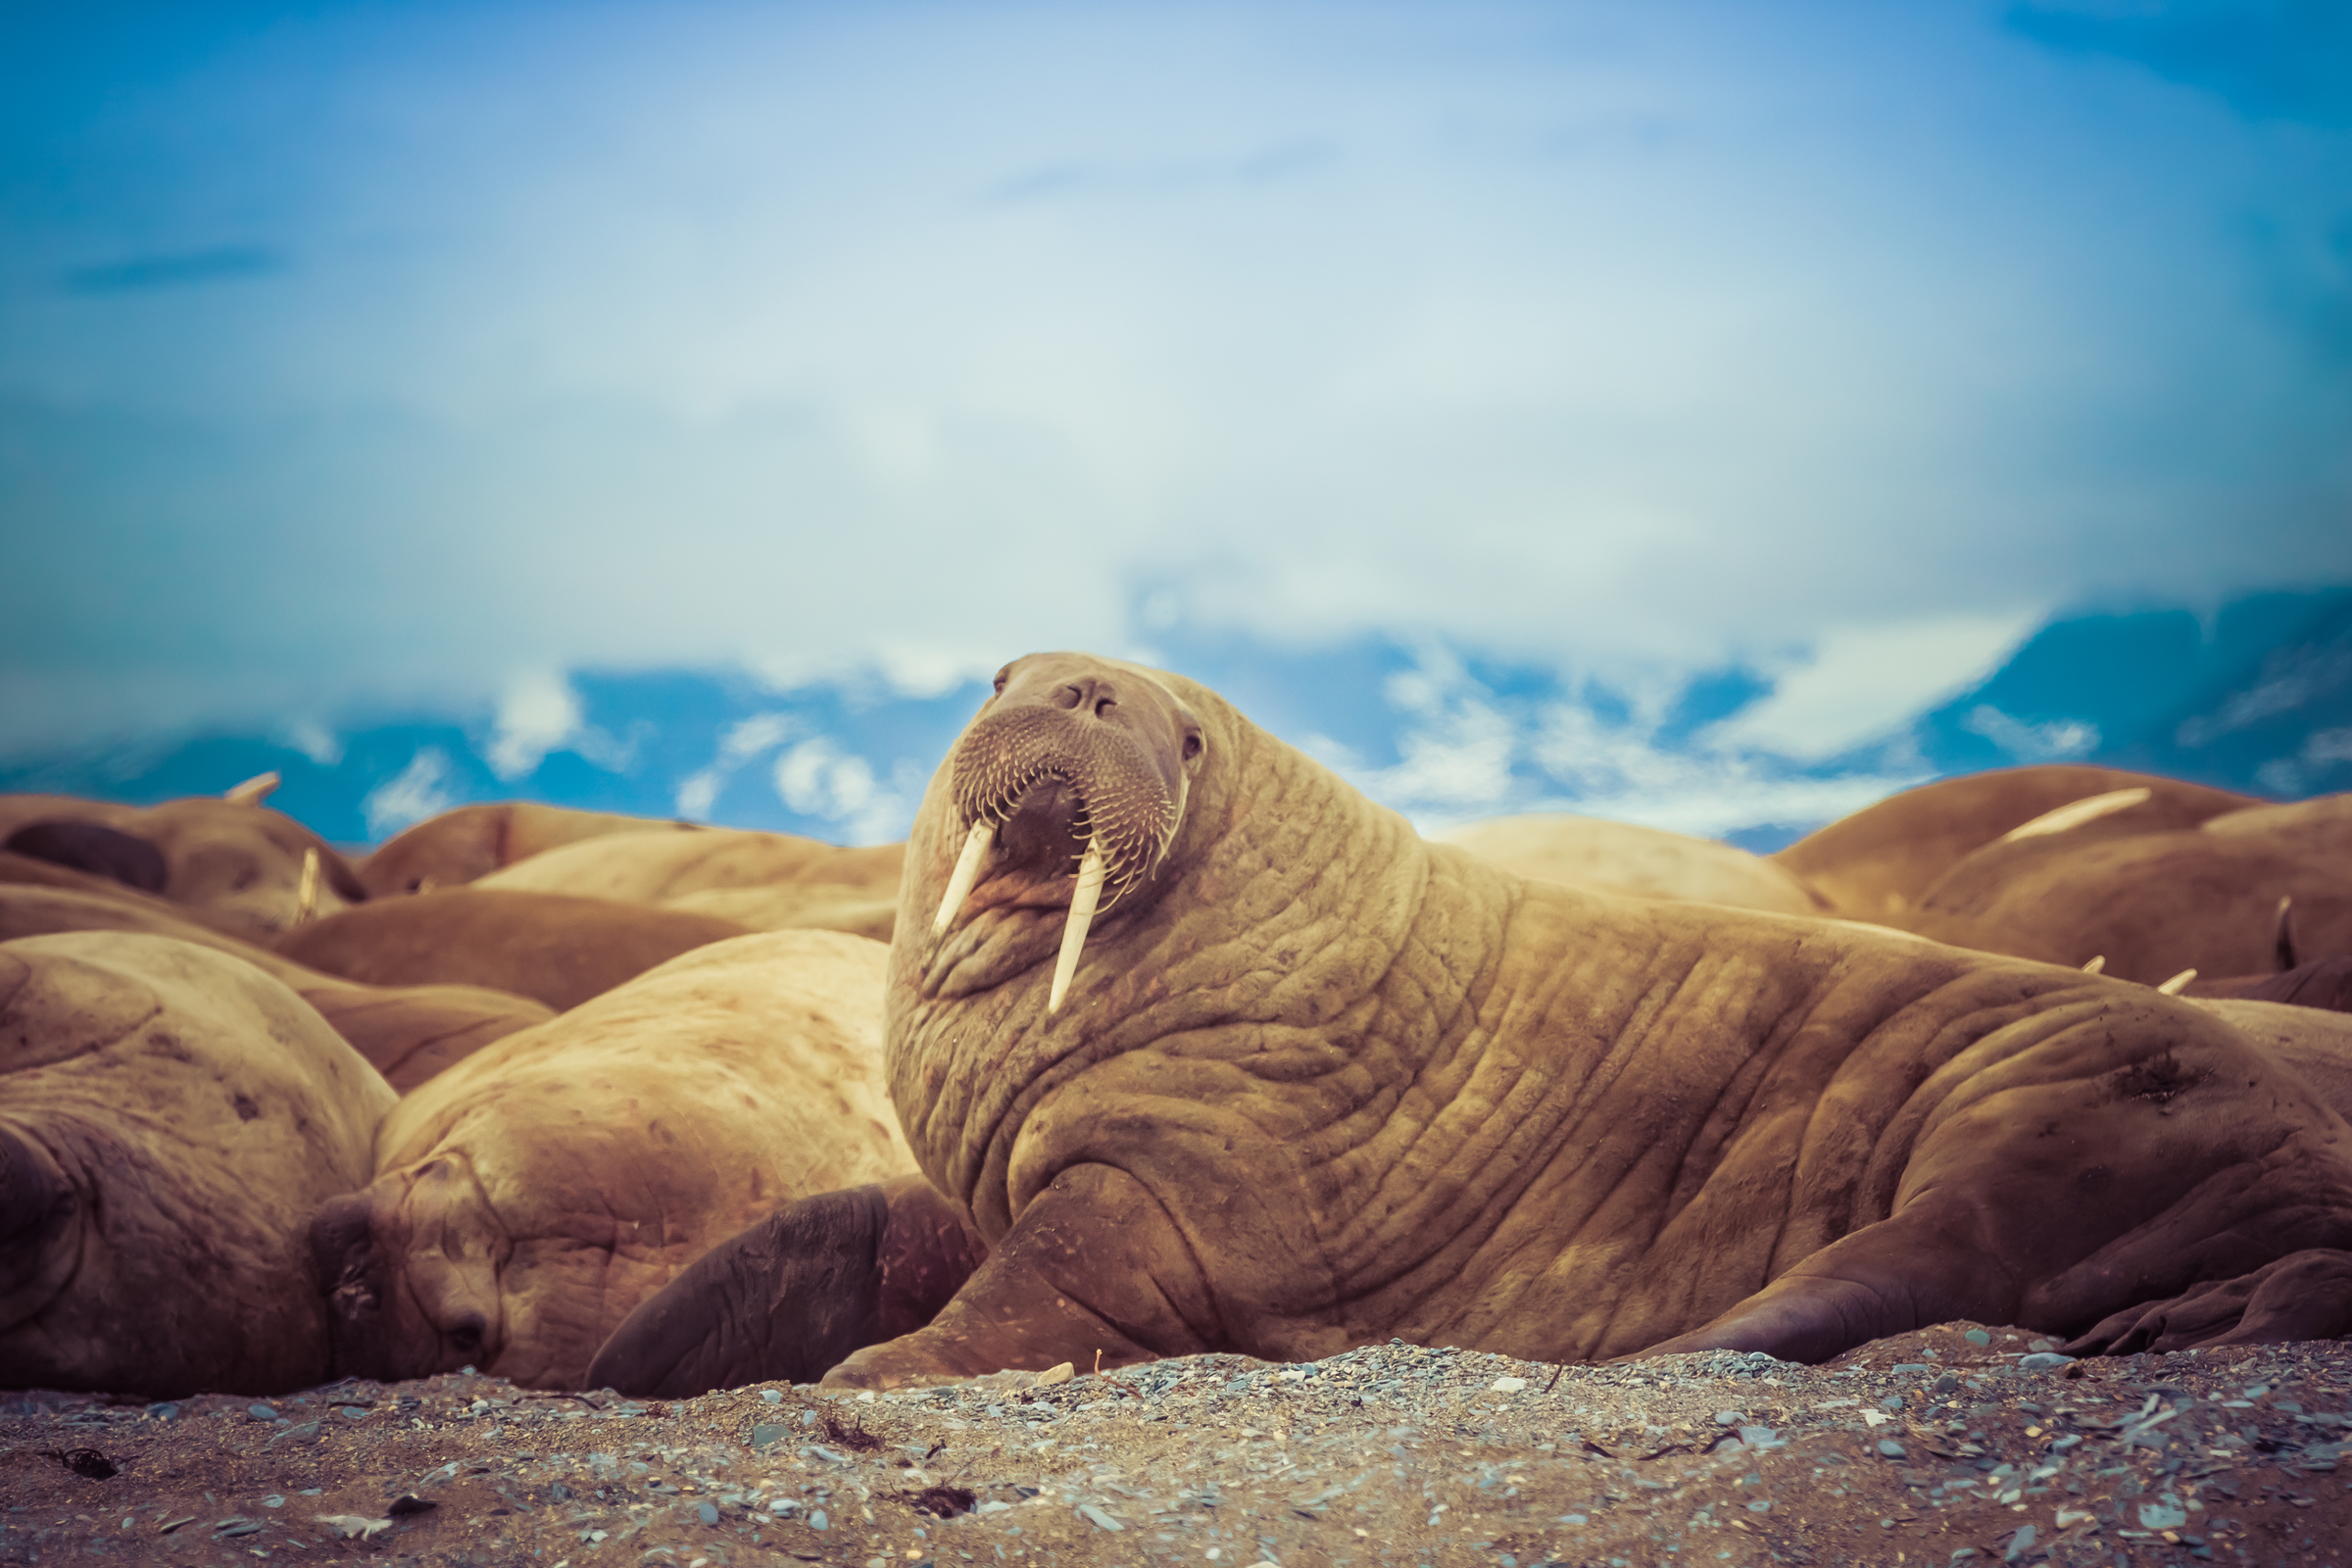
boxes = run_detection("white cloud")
[676,710,797,819]
[363,748,459,839]
[1960,705,2100,762]
[1704,614,2041,761]
[772,735,912,844]
[282,720,343,766]
[485,671,584,780]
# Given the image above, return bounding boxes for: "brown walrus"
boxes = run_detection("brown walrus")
[1,870,552,1092]
[1770,765,2258,918]
[0,933,395,1396]
[358,803,707,897]
[757,652,2352,1386]
[1433,813,1830,916]
[275,887,753,1012]
[474,827,905,942]
[309,931,916,1390]
[0,792,368,939]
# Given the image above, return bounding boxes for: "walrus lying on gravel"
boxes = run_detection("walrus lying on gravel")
[1434,813,1829,916]
[473,827,905,942]
[359,803,706,897]
[310,931,915,1390]
[0,792,367,939]
[0,933,394,1396]
[702,652,2352,1389]
[276,887,752,1011]
[1,874,554,1091]
[1770,765,2257,918]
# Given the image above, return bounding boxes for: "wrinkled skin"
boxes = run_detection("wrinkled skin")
[1435,814,1829,916]
[586,1175,985,1397]
[821,653,2352,1389]
[475,828,905,944]
[0,793,367,940]
[2,875,552,1091]
[276,887,751,1011]
[311,931,914,1390]
[0,934,394,1396]
[1770,766,2257,919]
[1908,829,2351,985]
[359,803,706,898]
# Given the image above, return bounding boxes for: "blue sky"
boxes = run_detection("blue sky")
[3,1,2348,843]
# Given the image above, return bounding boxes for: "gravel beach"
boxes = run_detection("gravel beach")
[5,1322,2349,1566]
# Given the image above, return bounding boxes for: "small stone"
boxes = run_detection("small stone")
[2001,1524,2037,1562]
[1877,1440,1907,1457]
[1490,1377,1528,1394]
[698,1502,719,1525]
[246,1403,280,1422]
[1713,1410,1745,1426]
[751,1423,791,1450]
[1035,1362,1076,1388]
[1076,1502,1123,1531]
[809,1509,829,1531]
[2017,1352,2072,1371]
[1965,1329,1992,1347]
[761,1389,784,1403]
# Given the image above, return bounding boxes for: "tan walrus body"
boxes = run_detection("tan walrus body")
[310,931,915,1390]
[810,653,2352,1387]
[0,933,394,1395]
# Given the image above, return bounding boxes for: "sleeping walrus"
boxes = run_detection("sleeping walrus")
[731,652,2352,1388]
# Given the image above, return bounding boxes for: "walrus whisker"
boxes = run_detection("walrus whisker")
[295,847,320,926]
[933,821,997,934]
[2156,967,2197,996]
[1048,838,1107,1013]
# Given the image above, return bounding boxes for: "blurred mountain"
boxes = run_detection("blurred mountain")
[4,586,2345,850]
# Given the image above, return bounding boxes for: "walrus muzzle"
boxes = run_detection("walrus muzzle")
[933,659,1201,1011]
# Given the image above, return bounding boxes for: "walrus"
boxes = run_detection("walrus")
[0,792,367,939]
[1433,813,1830,916]
[275,887,754,1011]
[1770,766,2258,917]
[358,802,707,897]
[727,652,2352,1389]
[2,871,553,1092]
[1903,826,2352,985]
[473,827,905,942]
[309,931,915,1390]
[0,933,395,1396]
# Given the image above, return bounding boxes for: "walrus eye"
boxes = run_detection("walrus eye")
[992,666,1010,696]
[1182,733,1202,761]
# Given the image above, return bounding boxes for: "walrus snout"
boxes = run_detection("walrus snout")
[934,653,1205,1010]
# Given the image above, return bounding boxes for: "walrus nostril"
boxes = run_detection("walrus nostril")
[447,1313,487,1356]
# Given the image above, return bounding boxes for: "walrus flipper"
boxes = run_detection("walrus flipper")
[2062,1250,2352,1356]
[821,1164,1219,1390]
[588,1177,986,1397]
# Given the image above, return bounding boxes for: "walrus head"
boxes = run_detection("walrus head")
[930,653,1206,1010]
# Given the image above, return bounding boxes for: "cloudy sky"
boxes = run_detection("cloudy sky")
[3,0,2348,836]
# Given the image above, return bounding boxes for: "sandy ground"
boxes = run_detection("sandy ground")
[5,1323,2350,1566]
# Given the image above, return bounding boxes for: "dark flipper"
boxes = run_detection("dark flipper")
[3,822,167,895]
[820,1163,1220,1390]
[2062,1250,2352,1355]
[586,1176,985,1397]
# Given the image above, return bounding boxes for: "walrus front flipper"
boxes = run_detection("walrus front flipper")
[2062,1250,2352,1356]
[587,1177,986,1397]
[821,1164,1221,1391]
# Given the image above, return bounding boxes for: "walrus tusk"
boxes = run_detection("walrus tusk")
[2278,895,2297,972]
[223,770,281,806]
[1048,838,1107,1014]
[2082,955,2105,974]
[295,848,320,926]
[2156,967,2197,996]
[1999,787,2152,843]
[933,821,996,934]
